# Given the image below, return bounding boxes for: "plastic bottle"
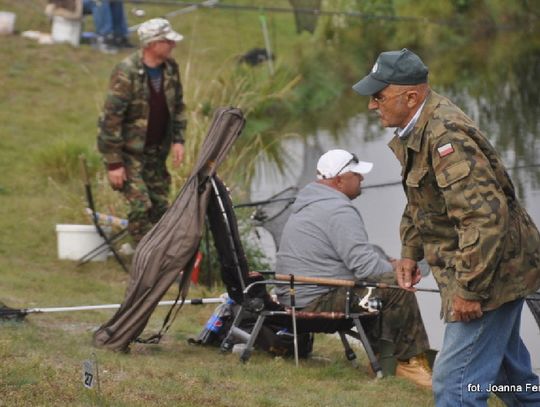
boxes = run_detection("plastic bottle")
[196,295,234,345]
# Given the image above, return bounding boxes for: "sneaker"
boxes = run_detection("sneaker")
[396,356,432,388]
[92,36,118,54]
[114,36,135,49]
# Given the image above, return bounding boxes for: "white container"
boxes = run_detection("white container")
[56,224,110,261]
[51,16,81,46]
[0,11,16,35]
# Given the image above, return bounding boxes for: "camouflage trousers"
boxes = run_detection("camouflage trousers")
[118,147,171,244]
[301,272,430,361]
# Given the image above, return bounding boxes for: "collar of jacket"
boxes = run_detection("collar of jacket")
[387,90,444,166]
[402,90,443,153]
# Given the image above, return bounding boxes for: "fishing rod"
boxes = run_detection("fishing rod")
[234,196,295,209]
[275,274,440,293]
[274,274,540,302]
[120,0,480,28]
[233,179,402,208]
[128,0,218,31]
[0,297,225,321]
[234,161,540,208]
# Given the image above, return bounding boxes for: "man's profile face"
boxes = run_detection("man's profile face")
[148,39,176,59]
[340,172,364,200]
[367,85,412,129]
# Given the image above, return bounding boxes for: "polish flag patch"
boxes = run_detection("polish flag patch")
[437,143,454,157]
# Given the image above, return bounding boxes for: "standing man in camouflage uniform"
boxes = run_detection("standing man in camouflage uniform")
[275,149,432,387]
[353,48,540,406]
[98,18,187,245]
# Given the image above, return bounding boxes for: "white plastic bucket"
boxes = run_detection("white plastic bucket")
[0,11,16,35]
[56,224,110,261]
[51,16,81,46]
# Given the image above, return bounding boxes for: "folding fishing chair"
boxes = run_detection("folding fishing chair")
[77,156,129,272]
[206,177,383,377]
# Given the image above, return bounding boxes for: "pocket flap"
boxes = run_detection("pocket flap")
[436,160,470,188]
[406,168,428,187]
[458,227,479,250]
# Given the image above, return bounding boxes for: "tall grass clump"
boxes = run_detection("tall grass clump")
[34,138,102,184]
[170,56,302,193]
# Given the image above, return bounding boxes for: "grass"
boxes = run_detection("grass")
[1,313,435,407]
[0,1,513,406]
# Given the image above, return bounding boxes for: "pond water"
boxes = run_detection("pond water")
[249,41,540,371]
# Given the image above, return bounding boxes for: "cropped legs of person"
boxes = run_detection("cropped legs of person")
[120,152,170,244]
[433,298,540,407]
[82,0,131,50]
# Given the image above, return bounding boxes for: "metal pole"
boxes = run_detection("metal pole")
[22,297,224,314]
[289,274,299,367]
[259,12,274,76]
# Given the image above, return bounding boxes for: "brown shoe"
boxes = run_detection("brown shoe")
[396,356,432,388]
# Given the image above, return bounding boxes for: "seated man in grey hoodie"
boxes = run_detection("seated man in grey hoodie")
[275,149,431,387]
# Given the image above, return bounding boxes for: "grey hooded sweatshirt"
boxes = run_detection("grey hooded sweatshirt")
[275,182,393,308]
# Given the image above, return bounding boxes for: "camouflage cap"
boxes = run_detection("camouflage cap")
[352,48,428,96]
[137,18,184,46]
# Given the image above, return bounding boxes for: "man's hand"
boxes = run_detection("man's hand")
[396,258,422,291]
[451,296,483,322]
[172,143,184,168]
[108,166,127,189]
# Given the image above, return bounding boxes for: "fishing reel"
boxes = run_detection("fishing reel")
[246,297,265,312]
[358,287,382,313]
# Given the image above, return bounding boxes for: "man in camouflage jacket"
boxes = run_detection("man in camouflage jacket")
[97,18,187,244]
[353,49,540,405]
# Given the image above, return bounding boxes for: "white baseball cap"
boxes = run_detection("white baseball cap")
[317,149,373,180]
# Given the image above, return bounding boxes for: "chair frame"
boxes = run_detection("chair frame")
[220,278,383,378]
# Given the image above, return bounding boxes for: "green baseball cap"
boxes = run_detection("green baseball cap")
[352,48,428,96]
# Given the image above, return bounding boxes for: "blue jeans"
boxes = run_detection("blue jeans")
[83,0,127,38]
[433,298,540,406]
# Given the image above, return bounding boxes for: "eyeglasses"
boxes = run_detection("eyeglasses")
[335,152,359,176]
[370,89,409,104]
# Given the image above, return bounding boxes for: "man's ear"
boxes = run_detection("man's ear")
[334,175,345,191]
[406,91,420,108]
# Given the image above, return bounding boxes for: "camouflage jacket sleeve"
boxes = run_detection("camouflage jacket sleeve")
[431,123,509,301]
[97,64,133,165]
[400,204,424,261]
[170,64,187,144]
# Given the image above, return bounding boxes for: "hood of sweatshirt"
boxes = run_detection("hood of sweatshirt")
[291,182,351,214]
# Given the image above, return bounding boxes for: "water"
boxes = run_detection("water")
[249,95,540,372]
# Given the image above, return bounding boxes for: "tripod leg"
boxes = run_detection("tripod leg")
[352,317,383,378]
[338,331,359,368]
[77,229,128,266]
[104,232,129,272]
[240,314,266,363]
